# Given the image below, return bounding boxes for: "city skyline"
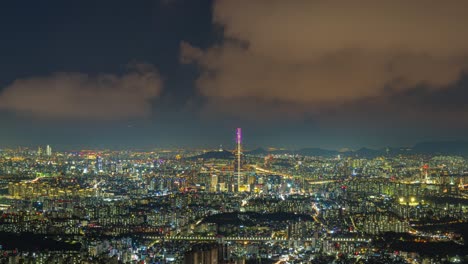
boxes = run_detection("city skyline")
[1,2,468,263]
[0,1,468,149]
[1,129,467,263]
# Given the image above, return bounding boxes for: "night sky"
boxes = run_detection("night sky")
[1,0,468,150]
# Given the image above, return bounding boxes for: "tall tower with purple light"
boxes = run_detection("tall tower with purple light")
[234,128,243,190]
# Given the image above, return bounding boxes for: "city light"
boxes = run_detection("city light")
[1,1,467,263]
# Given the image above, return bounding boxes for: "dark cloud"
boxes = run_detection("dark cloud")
[314,74,468,138]
[0,63,163,120]
[388,75,468,113]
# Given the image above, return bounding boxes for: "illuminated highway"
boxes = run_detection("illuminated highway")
[146,235,317,247]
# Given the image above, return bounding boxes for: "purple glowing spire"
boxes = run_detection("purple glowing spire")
[236,128,242,144]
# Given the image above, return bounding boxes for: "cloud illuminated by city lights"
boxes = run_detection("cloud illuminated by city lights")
[182,0,468,114]
[0,63,163,120]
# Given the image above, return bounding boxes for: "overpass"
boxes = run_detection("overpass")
[145,235,372,247]
[145,235,318,247]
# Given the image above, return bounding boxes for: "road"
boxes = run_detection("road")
[251,165,337,185]
[146,235,317,247]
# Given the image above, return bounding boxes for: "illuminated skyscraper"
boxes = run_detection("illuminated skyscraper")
[46,145,52,156]
[96,156,103,172]
[233,128,244,191]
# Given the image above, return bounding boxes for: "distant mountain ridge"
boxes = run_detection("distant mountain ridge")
[189,150,234,160]
[296,148,338,157]
[245,147,379,157]
[411,140,468,156]
[189,140,468,159]
[246,140,468,157]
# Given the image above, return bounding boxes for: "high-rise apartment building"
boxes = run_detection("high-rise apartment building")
[46,145,52,156]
